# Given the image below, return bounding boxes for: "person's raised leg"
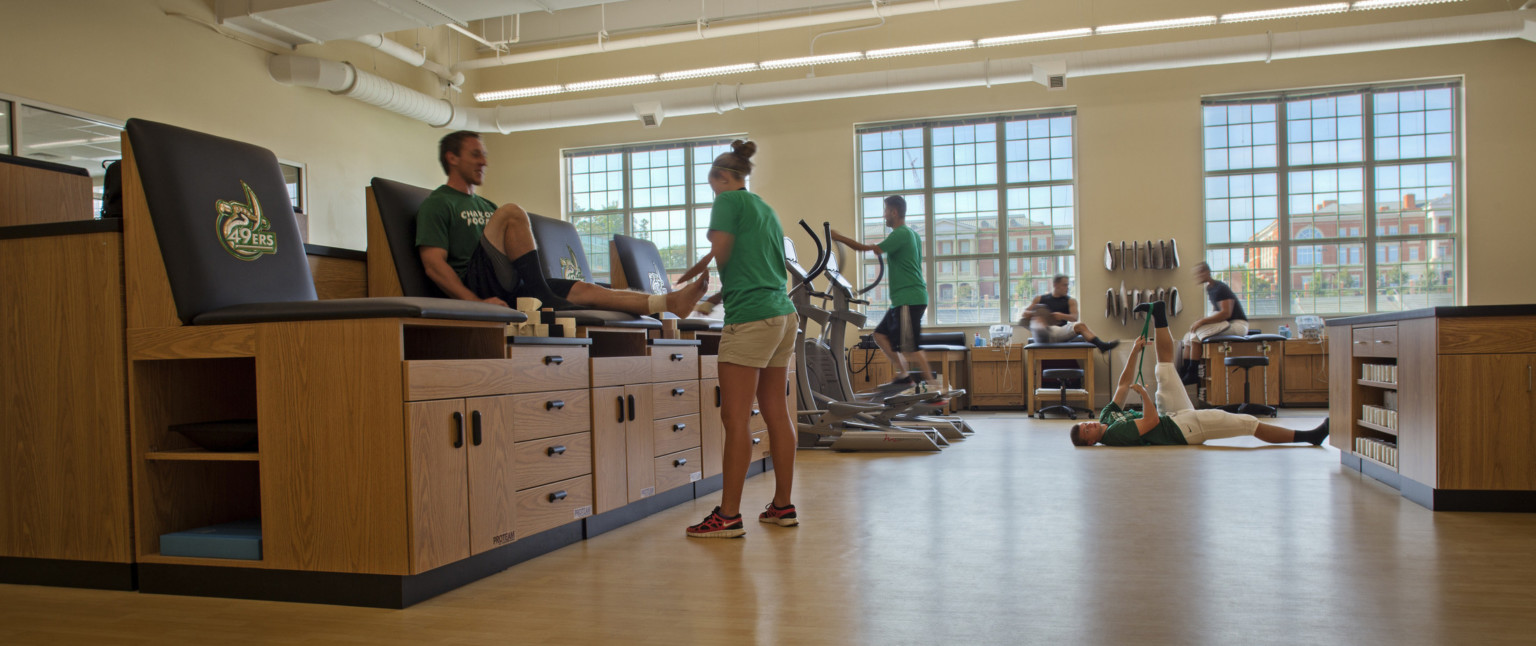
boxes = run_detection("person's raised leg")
[1074,322,1121,354]
[715,361,761,518]
[484,203,576,308]
[565,276,708,317]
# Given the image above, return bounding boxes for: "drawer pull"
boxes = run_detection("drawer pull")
[547,445,567,456]
[548,490,568,503]
[673,422,687,432]
[617,396,625,423]
[544,355,564,365]
[752,437,762,445]
[673,458,688,467]
[671,353,685,361]
[1354,341,1366,344]
[627,394,636,421]
[452,411,464,449]
[672,387,686,396]
[471,410,483,446]
[750,409,761,417]
[546,400,566,410]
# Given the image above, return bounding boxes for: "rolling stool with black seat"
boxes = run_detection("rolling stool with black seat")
[1025,338,1098,416]
[1036,368,1094,419]
[1207,332,1287,417]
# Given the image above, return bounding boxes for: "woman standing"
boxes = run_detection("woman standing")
[678,140,799,538]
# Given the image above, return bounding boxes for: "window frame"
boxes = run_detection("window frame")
[1201,80,1463,316]
[854,109,1079,327]
[560,134,746,283]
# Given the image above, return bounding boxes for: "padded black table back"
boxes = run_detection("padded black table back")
[369,177,446,299]
[126,118,315,324]
[611,234,671,295]
[529,214,594,283]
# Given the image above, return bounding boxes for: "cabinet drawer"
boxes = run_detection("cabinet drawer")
[507,344,590,390]
[972,346,1022,362]
[654,448,703,493]
[514,431,593,491]
[1353,325,1397,358]
[748,406,768,432]
[652,347,699,382]
[515,475,594,539]
[750,429,772,461]
[653,414,702,457]
[592,356,650,388]
[1351,327,1376,357]
[510,389,592,442]
[1283,340,1325,355]
[652,379,701,419]
[700,354,718,379]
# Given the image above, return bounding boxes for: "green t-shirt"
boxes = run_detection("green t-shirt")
[415,185,496,276]
[878,225,927,307]
[1099,410,1189,446]
[709,190,796,325]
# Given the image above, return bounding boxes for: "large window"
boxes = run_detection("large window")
[1202,82,1459,315]
[855,110,1077,326]
[563,136,742,283]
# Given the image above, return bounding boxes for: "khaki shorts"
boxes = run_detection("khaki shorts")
[1169,408,1259,445]
[719,314,798,369]
[1183,319,1250,345]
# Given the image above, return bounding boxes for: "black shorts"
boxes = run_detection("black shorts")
[462,238,578,304]
[874,304,925,353]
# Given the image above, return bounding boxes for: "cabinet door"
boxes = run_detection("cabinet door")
[700,379,724,479]
[592,386,628,514]
[1437,354,1536,490]
[465,396,518,555]
[407,399,469,573]
[624,384,656,502]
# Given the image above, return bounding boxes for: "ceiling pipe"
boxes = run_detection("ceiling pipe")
[274,9,1535,133]
[450,0,1023,72]
[352,34,466,87]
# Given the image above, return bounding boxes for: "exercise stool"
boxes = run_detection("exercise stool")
[1206,332,1286,417]
[1025,338,1097,417]
[1036,368,1094,419]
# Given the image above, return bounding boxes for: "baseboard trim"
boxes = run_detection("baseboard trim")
[0,556,136,590]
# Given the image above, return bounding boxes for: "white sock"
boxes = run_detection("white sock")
[647,293,668,315]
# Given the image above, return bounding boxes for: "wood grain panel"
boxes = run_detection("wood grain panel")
[407,399,469,573]
[1396,319,1437,484]
[652,414,702,457]
[700,354,718,379]
[0,233,131,563]
[365,188,404,298]
[699,379,724,479]
[651,346,699,382]
[590,387,628,514]
[508,344,591,388]
[121,139,184,329]
[1351,327,1375,357]
[1327,331,1353,452]
[625,385,655,502]
[128,325,256,359]
[0,159,92,226]
[971,345,1023,362]
[1283,340,1325,356]
[405,353,587,401]
[467,396,519,556]
[653,448,703,493]
[591,356,650,388]
[1436,354,1535,490]
[651,379,700,420]
[257,319,411,575]
[1438,316,1536,355]
[513,432,593,491]
[308,254,367,300]
[507,389,592,442]
[514,475,593,539]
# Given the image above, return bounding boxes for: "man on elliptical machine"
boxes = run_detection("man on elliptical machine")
[830,195,932,392]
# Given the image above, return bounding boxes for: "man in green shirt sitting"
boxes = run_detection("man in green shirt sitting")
[1070,301,1329,447]
[416,131,707,316]
[831,195,932,390]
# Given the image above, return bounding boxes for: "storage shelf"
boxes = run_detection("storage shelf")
[1357,379,1398,390]
[138,552,266,567]
[1355,452,1398,473]
[145,448,259,462]
[1357,419,1398,436]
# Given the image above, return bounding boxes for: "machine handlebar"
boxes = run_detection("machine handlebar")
[859,253,884,296]
[798,219,828,284]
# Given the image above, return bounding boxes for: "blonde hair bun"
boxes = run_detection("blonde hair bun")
[730,139,757,160]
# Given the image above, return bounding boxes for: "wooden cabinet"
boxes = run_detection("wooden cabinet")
[700,379,724,479]
[407,395,520,573]
[623,384,657,503]
[849,347,893,391]
[1436,353,1535,491]
[969,345,1024,409]
[1280,340,1329,405]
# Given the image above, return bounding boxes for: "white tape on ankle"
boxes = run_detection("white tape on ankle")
[648,293,668,315]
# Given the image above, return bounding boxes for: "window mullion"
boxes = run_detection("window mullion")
[1276,98,1291,316]
[923,126,936,324]
[1363,91,1377,313]
[996,120,1009,322]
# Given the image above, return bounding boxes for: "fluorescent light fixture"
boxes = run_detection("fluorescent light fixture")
[1095,15,1218,34]
[865,40,975,59]
[759,52,864,70]
[1221,3,1350,22]
[659,63,759,81]
[564,74,659,92]
[475,85,564,102]
[1351,0,1462,9]
[977,28,1093,47]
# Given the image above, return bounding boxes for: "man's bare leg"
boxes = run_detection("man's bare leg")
[483,203,538,259]
[1072,322,1121,353]
[874,332,910,379]
[905,349,934,382]
[567,278,708,317]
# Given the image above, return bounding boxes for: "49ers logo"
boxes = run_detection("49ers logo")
[214,181,277,261]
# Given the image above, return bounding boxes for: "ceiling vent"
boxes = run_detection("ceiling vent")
[1031,61,1067,91]
[634,102,664,128]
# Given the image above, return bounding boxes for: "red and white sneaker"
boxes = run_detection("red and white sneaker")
[686,507,745,538]
[758,502,799,527]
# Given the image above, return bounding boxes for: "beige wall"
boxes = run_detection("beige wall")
[0,0,458,250]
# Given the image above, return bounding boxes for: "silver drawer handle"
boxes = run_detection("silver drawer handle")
[672,388,686,396]
[548,490,568,503]
[544,355,564,365]
[670,353,685,361]
[673,423,687,432]
[674,458,688,467]
[547,445,566,456]
[752,437,762,445]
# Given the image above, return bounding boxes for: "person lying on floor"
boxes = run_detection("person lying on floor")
[417,130,708,316]
[1070,300,1329,447]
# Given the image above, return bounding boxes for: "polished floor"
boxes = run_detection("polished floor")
[4,411,1535,645]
